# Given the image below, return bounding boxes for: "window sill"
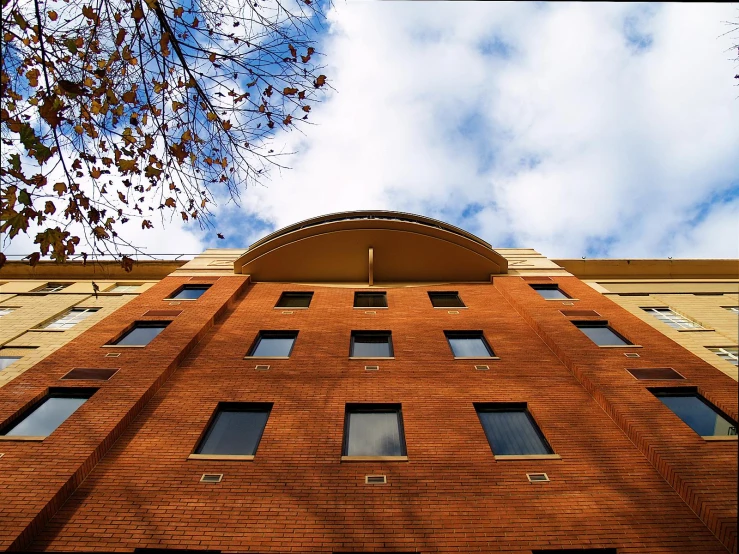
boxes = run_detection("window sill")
[702,435,738,441]
[433,306,468,309]
[164,298,198,302]
[454,356,500,360]
[188,454,255,460]
[676,328,714,332]
[598,344,642,349]
[273,307,309,310]
[544,298,579,302]
[28,328,67,333]
[101,344,147,348]
[244,356,290,360]
[341,455,408,462]
[0,435,46,442]
[349,356,395,360]
[353,306,388,309]
[494,454,562,461]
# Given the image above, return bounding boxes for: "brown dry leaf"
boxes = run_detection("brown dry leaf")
[48,10,58,21]
[314,74,327,88]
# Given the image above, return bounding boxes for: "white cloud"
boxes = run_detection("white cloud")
[221,1,739,259]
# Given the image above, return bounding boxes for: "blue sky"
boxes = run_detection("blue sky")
[6,2,738,260]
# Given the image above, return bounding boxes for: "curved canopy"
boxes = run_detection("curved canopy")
[234,211,508,283]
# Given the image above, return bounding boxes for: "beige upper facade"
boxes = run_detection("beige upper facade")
[1,211,737,383]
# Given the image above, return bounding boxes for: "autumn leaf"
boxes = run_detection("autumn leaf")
[302,105,311,112]
[209,52,217,63]
[145,165,163,178]
[116,28,127,47]
[25,69,40,88]
[39,96,66,127]
[53,183,67,196]
[174,6,184,17]
[314,74,327,88]
[301,47,315,63]
[120,256,134,272]
[141,220,153,229]
[164,197,176,208]
[131,3,144,21]
[48,10,58,21]
[283,115,292,125]
[206,112,218,122]
[26,252,41,267]
[283,87,298,96]
[160,32,170,57]
[222,120,232,131]
[288,44,297,58]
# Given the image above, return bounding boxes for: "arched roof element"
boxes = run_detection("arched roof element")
[234,211,508,283]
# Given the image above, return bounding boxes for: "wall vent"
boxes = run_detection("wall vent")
[447,310,460,315]
[364,311,377,315]
[624,353,641,358]
[168,301,181,306]
[255,365,270,371]
[365,365,379,371]
[105,353,121,358]
[62,368,119,380]
[143,310,182,317]
[475,365,489,371]
[527,473,549,483]
[561,301,574,306]
[281,311,294,315]
[365,475,387,484]
[200,474,223,483]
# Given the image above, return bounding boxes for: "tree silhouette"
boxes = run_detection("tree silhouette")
[1,0,328,269]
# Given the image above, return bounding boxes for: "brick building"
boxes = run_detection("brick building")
[0,211,736,553]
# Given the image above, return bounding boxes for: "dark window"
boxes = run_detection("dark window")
[1,389,95,437]
[476,403,554,456]
[354,292,387,308]
[111,322,168,346]
[651,389,737,437]
[35,282,70,293]
[61,368,119,380]
[627,368,684,380]
[350,331,393,357]
[343,404,406,456]
[275,292,313,308]
[573,321,631,346]
[168,285,211,300]
[428,291,465,308]
[445,331,494,358]
[248,331,297,357]
[195,403,271,456]
[531,284,570,300]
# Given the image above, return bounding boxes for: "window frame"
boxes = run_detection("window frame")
[428,291,466,308]
[474,402,558,460]
[650,387,738,440]
[0,307,16,317]
[707,346,738,366]
[341,403,407,460]
[274,292,314,309]
[641,307,706,331]
[110,283,143,293]
[246,331,298,359]
[34,282,71,293]
[38,307,100,331]
[444,330,496,359]
[353,291,388,309]
[530,284,572,300]
[190,402,273,460]
[166,284,212,301]
[105,321,170,348]
[572,320,636,348]
[0,387,97,441]
[349,331,394,359]
[0,356,22,370]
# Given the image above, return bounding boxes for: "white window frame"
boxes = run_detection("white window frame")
[42,307,100,330]
[110,284,141,292]
[36,283,70,293]
[707,347,738,366]
[0,307,14,317]
[642,307,704,330]
[723,307,739,315]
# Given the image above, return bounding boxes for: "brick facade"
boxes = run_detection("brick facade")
[0,274,735,552]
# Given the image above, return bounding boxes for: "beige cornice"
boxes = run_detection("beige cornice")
[554,259,739,280]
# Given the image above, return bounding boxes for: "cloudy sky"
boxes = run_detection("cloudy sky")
[8,2,739,260]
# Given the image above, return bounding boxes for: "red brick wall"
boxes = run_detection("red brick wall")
[0,277,735,553]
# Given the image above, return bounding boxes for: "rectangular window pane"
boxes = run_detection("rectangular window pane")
[196,405,271,455]
[0,307,15,317]
[428,292,465,308]
[2,391,94,437]
[627,368,684,380]
[275,292,313,308]
[249,332,297,357]
[642,307,703,330]
[43,307,99,330]
[36,283,70,293]
[113,322,168,346]
[354,292,387,308]
[476,405,553,456]
[574,323,630,346]
[112,285,141,292]
[351,332,392,357]
[707,347,738,366]
[445,331,493,357]
[531,285,570,300]
[169,285,211,300]
[0,356,21,370]
[345,407,405,456]
[653,391,737,437]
